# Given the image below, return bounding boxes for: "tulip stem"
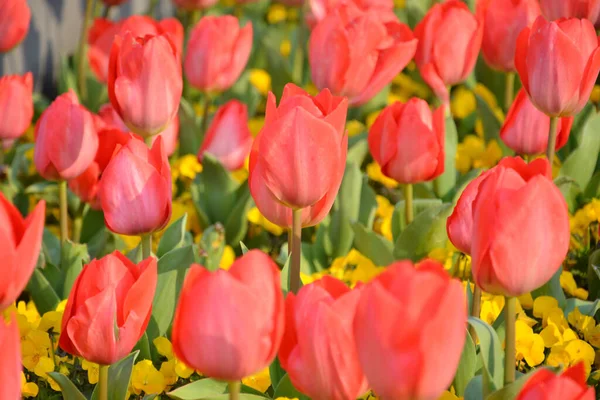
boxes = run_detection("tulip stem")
[141,234,152,259]
[504,296,517,385]
[77,0,95,103]
[98,365,109,400]
[228,381,240,400]
[403,184,414,225]
[72,203,87,243]
[199,94,212,143]
[504,72,515,111]
[59,180,69,243]
[469,284,481,338]
[546,116,559,168]
[290,209,302,294]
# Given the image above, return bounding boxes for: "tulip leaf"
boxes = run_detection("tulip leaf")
[560,110,600,189]
[393,203,452,262]
[224,183,254,246]
[486,368,557,400]
[47,372,87,400]
[433,114,458,199]
[199,224,226,271]
[269,357,286,390]
[346,135,369,166]
[167,378,228,399]
[587,249,600,300]
[563,298,600,318]
[358,177,378,227]
[133,332,153,362]
[467,317,504,393]
[554,176,581,214]
[391,198,443,240]
[463,375,483,400]
[178,98,203,156]
[453,330,477,396]
[405,0,435,28]
[273,374,310,400]
[350,222,395,266]
[26,269,60,315]
[60,240,89,299]
[157,214,188,258]
[475,94,512,155]
[240,241,250,254]
[90,351,139,400]
[42,228,62,268]
[329,162,363,258]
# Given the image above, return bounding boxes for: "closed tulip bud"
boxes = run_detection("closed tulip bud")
[309,6,417,106]
[0,193,45,310]
[171,0,218,10]
[249,84,348,228]
[0,0,31,52]
[306,0,394,28]
[0,317,21,400]
[477,0,540,72]
[0,72,33,141]
[59,252,157,365]
[540,0,600,28]
[172,250,284,380]
[368,99,445,184]
[354,259,467,400]
[108,32,182,137]
[34,90,99,181]
[98,135,172,236]
[471,157,569,296]
[279,276,368,400]
[198,100,252,171]
[515,16,600,117]
[415,0,483,103]
[184,16,253,93]
[89,16,183,83]
[517,362,595,400]
[501,89,573,156]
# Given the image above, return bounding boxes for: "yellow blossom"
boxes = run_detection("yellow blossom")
[248,117,265,137]
[450,86,476,119]
[303,83,319,96]
[346,120,366,137]
[267,4,287,24]
[561,271,589,300]
[243,367,271,393]
[438,390,461,400]
[472,140,502,170]
[584,324,600,348]
[247,207,284,236]
[304,249,384,287]
[366,110,381,129]
[280,40,291,57]
[533,296,559,325]
[131,360,167,395]
[82,359,99,384]
[33,356,55,379]
[22,330,52,372]
[591,85,600,103]
[565,339,596,375]
[220,245,236,270]
[568,308,596,333]
[154,337,174,359]
[518,293,534,309]
[515,320,545,367]
[249,69,272,96]
[21,372,39,398]
[172,155,202,182]
[373,195,394,241]
[366,162,398,189]
[38,310,63,333]
[480,293,504,325]
[160,360,178,386]
[391,73,430,100]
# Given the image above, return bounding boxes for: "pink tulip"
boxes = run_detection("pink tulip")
[0,316,21,399]
[306,0,394,28]
[171,0,219,10]
[0,72,33,141]
[0,0,31,52]
[516,362,595,400]
[540,0,600,28]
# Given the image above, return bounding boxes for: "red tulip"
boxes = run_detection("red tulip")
[98,135,172,236]
[368,98,445,184]
[198,100,252,171]
[279,276,368,400]
[516,362,595,400]
[515,16,600,117]
[501,89,573,155]
[309,5,417,106]
[172,250,284,380]
[108,32,182,137]
[306,0,394,28]
[0,0,30,52]
[59,251,157,365]
[471,157,569,296]
[248,84,348,228]
[0,72,33,141]
[353,259,467,400]
[540,0,600,28]
[0,316,21,400]
[0,193,45,310]
[184,16,253,93]
[171,0,218,10]
[414,0,483,103]
[34,90,99,181]
[477,0,540,72]
[89,15,183,83]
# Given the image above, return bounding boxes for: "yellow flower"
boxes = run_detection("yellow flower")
[480,293,504,325]
[565,339,595,375]
[438,390,461,400]
[584,324,600,348]
[394,0,405,8]
[220,245,236,270]
[174,360,195,379]
[153,336,195,379]
[472,140,503,170]
[17,301,41,325]
[22,330,52,372]
[373,195,394,241]
[243,367,271,393]
[515,320,545,367]
[21,372,39,398]
[366,110,381,129]
[154,336,174,359]
[561,271,589,300]
[172,155,202,182]
[267,4,287,24]
[280,40,291,57]
[131,360,167,395]
[303,83,319,96]
[391,73,430,100]
[82,359,99,384]
[591,85,600,103]
[247,207,284,236]
[451,86,476,119]
[346,120,366,137]
[38,310,63,333]
[33,356,55,379]
[518,293,534,310]
[160,360,178,386]
[456,135,485,174]
[249,69,272,96]
[568,308,596,333]
[275,398,299,400]
[533,296,559,325]
[366,162,398,189]
[248,117,265,137]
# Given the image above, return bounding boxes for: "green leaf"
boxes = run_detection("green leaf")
[475,94,512,155]
[42,228,62,267]
[178,98,203,156]
[167,378,227,400]
[433,114,458,198]
[468,317,504,392]
[463,375,483,400]
[554,176,581,213]
[560,111,600,189]
[453,331,478,396]
[393,203,452,262]
[405,0,434,28]
[587,248,600,300]
[486,368,556,400]
[240,241,250,254]
[273,374,310,400]
[531,268,566,308]
[47,372,87,400]
[27,269,61,314]
[346,136,369,166]
[91,351,139,400]
[350,222,395,266]
[391,198,443,240]
[157,214,188,258]
[357,177,378,227]
[133,332,153,362]
[25,181,59,205]
[60,240,89,299]
[199,224,226,271]
[223,183,254,246]
[563,298,600,318]
[269,357,286,390]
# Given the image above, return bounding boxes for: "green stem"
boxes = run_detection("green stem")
[144,136,153,147]
[141,234,152,259]
[72,203,87,243]
[48,332,57,367]
[287,229,292,256]
[504,296,517,385]
[290,209,303,294]
[403,184,414,225]
[199,94,212,143]
[59,181,69,243]
[546,116,559,167]
[504,72,515,111]
[77,0,95,103]
[469,284,482,339]
[99,365,109,400]
[101,5,111,18]
[228,381,240,400]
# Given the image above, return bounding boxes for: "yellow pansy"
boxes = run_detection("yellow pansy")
[172,154,202,182]
[451,86,476,119]
[438,390,461,400]
[480,293,504,325]
[22,330,52,372]
[17,301,41,325]
[561,271,589,300]
[366,162,398,189]
[247,207,284,236]
[131,360,167,395]
[568,308,596,333]
[33,356,55,379]
[584,324,600,348]
[472,140,503,171]
[82,359,99,384]
[518,293,534,310]
[373,195,394,241]
[160,359,178,386]
[21,372,39,398]
[249,69,272,96]
[267,4,287,24]
[303,83,319,96]
[515,320,545,367]
[346,120,366,137]
[280,40,291,57]
[243,367,271,393]
[540,323,578,348]
[391,73,430,100]
[154,337,174,359]
[533,296,559,325]
[38,310,63,333]
[220,245,236,270]
[565,340,595,376]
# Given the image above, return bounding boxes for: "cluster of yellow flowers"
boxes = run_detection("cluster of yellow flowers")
[570,198,600,251]
[301,249,386,288]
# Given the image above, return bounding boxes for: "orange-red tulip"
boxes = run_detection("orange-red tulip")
[0,193,45,310]
[0,316,21,400]
[540,0,600,27]
[0,0,30,52]
[306,0,394,28]
[368,98,445,184]
[172,0,218,9]
[59,252,157,365]
[108,32,182,137]
[34,90,99,181]
[248,84,347,228]
[184,16,253,93]
[471,157,569,296]
[477,0,540,72]
[198,100,252,171]
[172,250,284,380]
[309,5,417,106]
[415,0,483,103]
[353,259,467,400]
[89,15,183,83]
[0,72,33,141]
[98,135,172,235]
[516,362,595,400]
[279,276,368,400]
[515,16,600,117]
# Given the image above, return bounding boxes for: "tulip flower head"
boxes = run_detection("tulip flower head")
[0,0,31,52]
[540,0,600,28]
[516,362,595,400]
[0,72,34,141]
